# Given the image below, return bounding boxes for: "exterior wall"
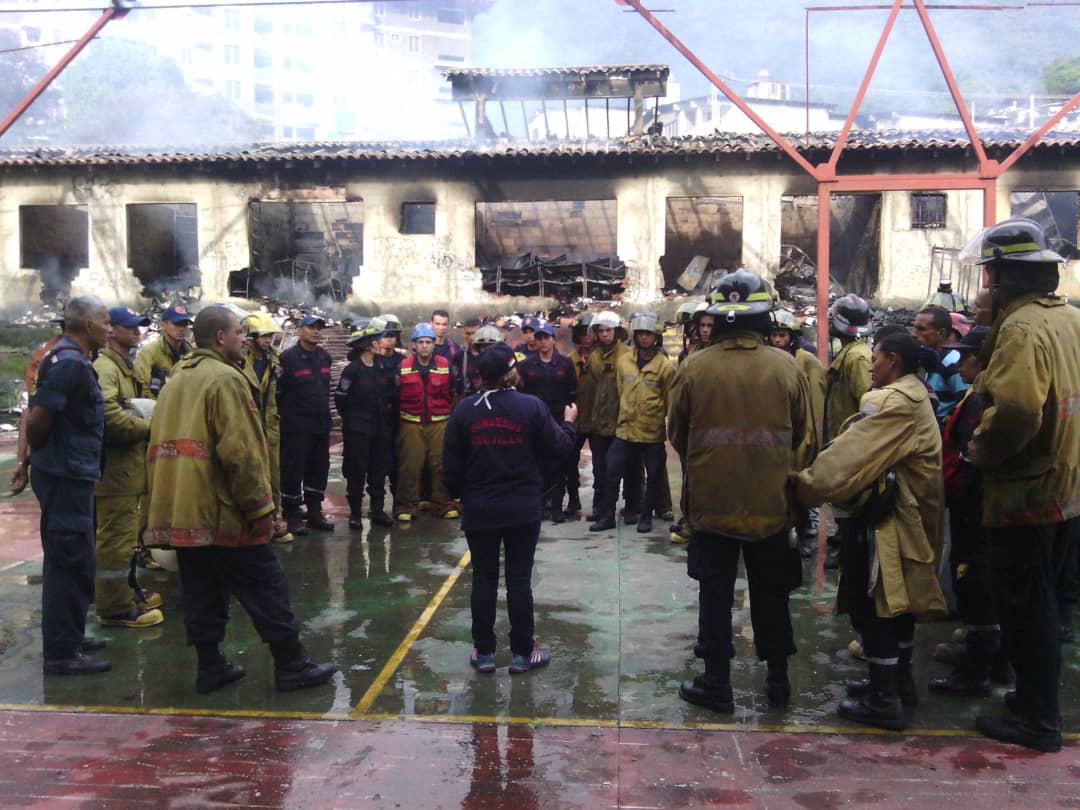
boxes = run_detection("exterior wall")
[3,154,1080,313]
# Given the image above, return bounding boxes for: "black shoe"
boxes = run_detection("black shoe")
[589,517,617,532]
[80,636,107,652]
[275,658,338,692]
[307,512,335,531]
[823,547,840,570]
[196,660,246,694]
[636,515,653,534]
[975,714,1062,753]
[370,511,394,527]
[765,671,791,707]
[991,657,1015,686]
[565,494,582,518]
[44,652,112,676]
[622,511,640,526]
[286,514,309,537]
[551,509,566,524]
[837,695,905,731]
[348,515,364,530]
[928,670,992,698]
[1003,690,1020,714]
[678,677,735,714]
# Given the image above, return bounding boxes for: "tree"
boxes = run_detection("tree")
[0,29,63,143]
[51,37,259,146]
[1043,57,1080,96]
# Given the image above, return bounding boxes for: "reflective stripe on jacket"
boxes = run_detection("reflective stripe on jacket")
[399,353,452,423]
[615,348,674,444]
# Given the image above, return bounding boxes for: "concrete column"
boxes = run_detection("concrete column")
[616,176,663,305]
[740,178,780,278]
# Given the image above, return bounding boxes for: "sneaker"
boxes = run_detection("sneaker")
[134,588,163,610]
[469,647,496,673]
[99,607,164,628]
[509,646,550,673]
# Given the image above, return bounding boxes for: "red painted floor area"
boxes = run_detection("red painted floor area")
[1,710,1077,809]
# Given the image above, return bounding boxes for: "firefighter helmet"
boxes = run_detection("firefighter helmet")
[830,294,874,338]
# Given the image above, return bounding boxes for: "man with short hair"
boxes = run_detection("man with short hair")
[92,306,165,629]
[451,316,483,399]
[277,314,334,535]
[585,312,629,521]
[22,297,112,675]
[514,316,541,359]
[913,305,967,423]
[146,306,336,694]
[431,309,460,364]
[968,217,1080,753]
[135,304,194,398]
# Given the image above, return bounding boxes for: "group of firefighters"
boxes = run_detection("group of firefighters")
[10,217,1078,754]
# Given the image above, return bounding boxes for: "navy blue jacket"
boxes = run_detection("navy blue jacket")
[334,358,394,435]
[443,388,575,531]
[29,337,104,482]
[517,351,577,421]
[277,342,333,433]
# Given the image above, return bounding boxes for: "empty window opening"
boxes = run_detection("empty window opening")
[475,200,623,301]
[778,194,881,302]
[401,202,436,235]
[20,204,89,305]
[1010,191,1079,260]
[127,204,200,303]
[911,192,947,229]
[235,201,364,304]
[661,197,743,294]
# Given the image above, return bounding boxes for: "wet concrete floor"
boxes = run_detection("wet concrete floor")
[0,445,1077,807]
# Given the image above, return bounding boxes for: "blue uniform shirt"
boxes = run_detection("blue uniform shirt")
[29,337,104,482]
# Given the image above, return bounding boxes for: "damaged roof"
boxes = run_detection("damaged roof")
[1,130,1079,168]
[443,65,669,80]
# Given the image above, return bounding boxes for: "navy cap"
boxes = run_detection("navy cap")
[161,304,194,324]
[535,322,556,337]
[943,325,990,353]
[108,306,151,329]
[299,315,326,328]
[521,316,541,332]
[477,342,517,381]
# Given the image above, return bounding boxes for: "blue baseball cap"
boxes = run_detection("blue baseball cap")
[109,306,151,329]
[161,305,194,324]
[535,322,556,338]
[299,315,326,328]
[521,316,541,332]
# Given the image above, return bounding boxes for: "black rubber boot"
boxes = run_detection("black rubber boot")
[285,511,309,537]
[847,647,917,707]
[838,663,905,731]
[678,658,734,714]
[565,489,582,519]
[589,514,617,532]
[196,658,246,694]
[764,658,791,706]
[636,514,653,534]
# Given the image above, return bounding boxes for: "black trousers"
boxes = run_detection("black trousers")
[687,529,801,669]
[948,503,997,627]
[465,521,541,657]
[598,438,665,519]
[566,433,587,493]
[279,430,330,514]
[32,470,96,660]
[342,429,392,515]
[989,519,1077,731]
[841,523,915,662]
[587,434,616,513]
[176,544,301,648]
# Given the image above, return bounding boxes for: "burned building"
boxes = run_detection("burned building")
[2,128,1080,315]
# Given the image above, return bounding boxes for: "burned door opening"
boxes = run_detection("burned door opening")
[237,201,363,304]
[1010,191,1079,260]
[779,194,881,303]
[19,205,90,305]
[662,197,743,294]
[475,200,623,302]
[127,203,200,304]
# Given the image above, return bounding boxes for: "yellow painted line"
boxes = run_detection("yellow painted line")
[0,702,344,721]
[349,548,472,717]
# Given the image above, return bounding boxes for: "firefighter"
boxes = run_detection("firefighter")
[146,306,336,694]
[669,270,812,713]
[517,322,577,522]
[134,304,194,399]
[451,318,488,400]
[395,323,457,521]
[92,306,165,629]
[277,314,334,535]
[794,331,947,731]
[590,311,674,534]
[822,294,874,569]
[566,313,595,519]
[966,217,1080,753]
[243,312,290,544]
[585,311,629,521]
[371,315,405,503]
[514,315,542,358]
[431,308,461,364]
[770,307,826,556]
[335,322,395,529]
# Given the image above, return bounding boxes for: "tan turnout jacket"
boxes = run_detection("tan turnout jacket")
[93,347,150,497]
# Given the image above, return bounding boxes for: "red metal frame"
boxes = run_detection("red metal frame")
[0,8,126,141]
[624,0,1080,360]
